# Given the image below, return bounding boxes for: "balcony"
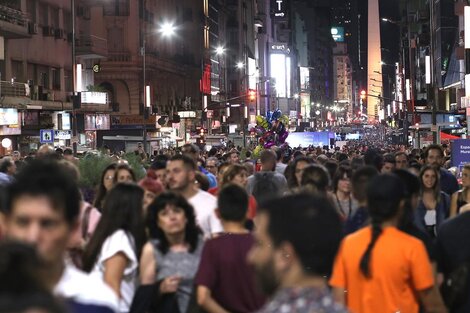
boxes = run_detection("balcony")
[0,81,28,97]
[0,5,30,39]
[107,51,131,62]
[76,34,108,59]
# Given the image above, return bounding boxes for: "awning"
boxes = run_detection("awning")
[440,132,460,141]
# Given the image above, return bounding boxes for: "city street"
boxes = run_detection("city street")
[0,1,469,313]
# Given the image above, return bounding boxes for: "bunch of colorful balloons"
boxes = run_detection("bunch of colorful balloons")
[251,109,289,149]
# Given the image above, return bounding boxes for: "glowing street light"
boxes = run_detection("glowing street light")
[215,46,225,55]
[236,62,244,69]
[160,22,176,37]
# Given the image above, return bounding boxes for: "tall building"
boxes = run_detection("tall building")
[0,1,75,154]
[294,0,334,113]
[367,0,382,121]
[333,43,353,121]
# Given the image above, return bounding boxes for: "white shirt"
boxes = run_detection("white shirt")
[55,264,118,312]
[188,189,223,238]
[89,230,138,313]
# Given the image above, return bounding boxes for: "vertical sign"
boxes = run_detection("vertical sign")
[271,0,289,19]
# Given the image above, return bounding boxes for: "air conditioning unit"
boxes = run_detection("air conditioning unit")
[28,22,38,34]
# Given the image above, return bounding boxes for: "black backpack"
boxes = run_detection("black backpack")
[440,261,470,311]
[251,172,279,203]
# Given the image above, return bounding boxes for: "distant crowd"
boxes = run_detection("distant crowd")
[0,141,468,313]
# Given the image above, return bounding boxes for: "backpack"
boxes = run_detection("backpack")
[440,261,470,310]
[251,172,279,203]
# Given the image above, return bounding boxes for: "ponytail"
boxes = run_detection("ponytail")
[359,219,382,278]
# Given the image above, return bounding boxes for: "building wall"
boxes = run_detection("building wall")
[367,0,382,121]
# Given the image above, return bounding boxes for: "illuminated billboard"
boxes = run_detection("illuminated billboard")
[331,27,345,42]
[270,53,291,98]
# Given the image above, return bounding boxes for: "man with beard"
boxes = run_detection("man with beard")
[166,154,222,238]
[424,144,458,196]
[247,194,348,313]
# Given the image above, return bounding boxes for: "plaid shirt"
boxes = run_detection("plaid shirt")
[257,287,349,313]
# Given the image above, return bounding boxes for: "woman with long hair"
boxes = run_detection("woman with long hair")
[330,174,446,313]
[93,163,117,211]
[332,165,358,220]
[414,165,450,238]
[286,156,314,190]
[115,164,137,183]
[136,192,203,313]
[450,163,470,216]
[83,183,146,313]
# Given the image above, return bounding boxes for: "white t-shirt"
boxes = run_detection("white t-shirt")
[188,189,223,238]
[89,230,138,313]
[55,264,118,312]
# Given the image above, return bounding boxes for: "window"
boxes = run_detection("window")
[38,2,48,26]
[64,70,72,92]
[107,28,124,51]
[11,60,24,82]
[52,68,60,90]
[104,0,129,16]
[38,65,49,89]
[26,0,36,23]
[50,7,59,28]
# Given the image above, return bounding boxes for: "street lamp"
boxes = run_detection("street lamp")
[215,46,225,55]
[159,22,176,37]
[236,62,244,69]
[141,13,177,153]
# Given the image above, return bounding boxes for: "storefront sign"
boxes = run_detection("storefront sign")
[0,109,18,126]
[111,115,156,129]
[85,114,110,130]
[54,130,72,140]
[0,125,21,135]
[81,91,108,105]
[452,139,470,170]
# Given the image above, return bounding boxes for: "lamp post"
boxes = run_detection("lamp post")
[140,1,176,153]
[71,0,77,156]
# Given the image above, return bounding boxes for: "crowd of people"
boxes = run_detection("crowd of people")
[0,140,469,313]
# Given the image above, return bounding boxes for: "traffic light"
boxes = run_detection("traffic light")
[248,89,256,102]
[360,90,366,100]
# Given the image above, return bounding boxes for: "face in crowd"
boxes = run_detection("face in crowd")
[4,195,75,266]
[116,168,134,183]
[395,154,408,170]
[206,159,218,176]
[425,148,443,168]
[157,204,188,237]
[103,168,115,191]
[166,160,194,192]
[295,160,310,186]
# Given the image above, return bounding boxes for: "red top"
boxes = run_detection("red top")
[208,187,257,219]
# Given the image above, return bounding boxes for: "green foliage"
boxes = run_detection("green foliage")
[86,85,107,92]
[78,152,146,188]
[121,152,146,180]
[78,154,114,188]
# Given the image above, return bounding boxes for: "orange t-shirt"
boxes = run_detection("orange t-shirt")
[330,226,434,313]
